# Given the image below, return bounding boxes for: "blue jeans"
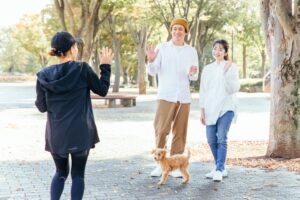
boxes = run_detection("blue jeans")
[206,111,234,171]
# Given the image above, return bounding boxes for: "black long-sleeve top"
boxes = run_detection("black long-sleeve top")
[35,61,111,154]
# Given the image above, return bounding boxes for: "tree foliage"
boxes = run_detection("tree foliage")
[0,0,267,93]
[14,14,49,68]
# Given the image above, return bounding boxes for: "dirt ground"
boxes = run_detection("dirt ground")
[191,141,300,173]
[0,74,36,82]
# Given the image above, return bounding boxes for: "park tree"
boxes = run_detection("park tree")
[53,0,112,62]
[41,5,61,42]
[107,12,123,92]
[245,2,268,78]
[251,23,267,77]
[226,1,266,79]
[0,28,28,73]
[261,0,300,158]
[127,21,147,94]
[234,17,259,79]
[127,1,154,94]
[106,0,134,92]
[14,14,49,68]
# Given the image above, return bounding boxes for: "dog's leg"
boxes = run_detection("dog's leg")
[158,171,169,185]
[180,168,190,184]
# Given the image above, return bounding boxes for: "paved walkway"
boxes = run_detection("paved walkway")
[0,83,299,200]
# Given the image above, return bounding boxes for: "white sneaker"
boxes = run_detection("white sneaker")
[213,170,223,182]
[170,169,183,178]
[150,166,162,177]
[205,169,228,179]
[222,169,228,178]
[205,169,216,179]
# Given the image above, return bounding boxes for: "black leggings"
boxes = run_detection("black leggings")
[50,150,89,200]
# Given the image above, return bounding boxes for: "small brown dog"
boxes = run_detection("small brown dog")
[152,148,191,185]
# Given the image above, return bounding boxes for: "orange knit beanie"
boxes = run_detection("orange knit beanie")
[170,18,189,33]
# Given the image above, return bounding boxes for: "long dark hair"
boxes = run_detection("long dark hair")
[213,39,229,60]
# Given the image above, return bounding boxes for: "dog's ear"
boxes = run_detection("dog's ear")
[151,149,156,154]
[161,149,167,157]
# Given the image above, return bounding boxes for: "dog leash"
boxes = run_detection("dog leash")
[165,102,182,151]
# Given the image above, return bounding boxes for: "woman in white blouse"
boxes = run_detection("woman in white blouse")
[199,39,240,182]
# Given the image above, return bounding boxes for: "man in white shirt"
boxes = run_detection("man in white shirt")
[146,18,199,178]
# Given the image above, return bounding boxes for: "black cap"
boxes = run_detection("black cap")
[51,32,78,55]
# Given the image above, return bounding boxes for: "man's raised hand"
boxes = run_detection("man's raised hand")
[146,44,158,63]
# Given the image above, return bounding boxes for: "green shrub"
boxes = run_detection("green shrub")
[239,78,263,92]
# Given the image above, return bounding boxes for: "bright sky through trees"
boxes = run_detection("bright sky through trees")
[0,0,51,27]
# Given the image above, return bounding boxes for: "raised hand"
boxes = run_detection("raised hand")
[146,44,158,63]
[224,59,232,73]
[189,65,198,76]
[99,47,114,65]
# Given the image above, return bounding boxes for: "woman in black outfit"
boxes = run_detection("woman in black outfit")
[35,31,113,200]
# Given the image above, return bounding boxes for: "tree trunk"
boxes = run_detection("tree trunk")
[108,14,121,93]
[112,40,121,93]
[261,0,300,158]
[138,26,147,94]
[148,75,157,88]
[76,38,84,61]
[261,49,266,76]
[8,65,13,73]
[81,0,103,62]
[123,70,128,85]
[127,17,147,94]
[92,38,100,76]
[242,44,247,78]
[39,54,48,68]
[137,41,146,94]
[54,0,67,31]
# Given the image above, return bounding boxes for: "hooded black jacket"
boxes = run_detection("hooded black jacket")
[35,61,111,154]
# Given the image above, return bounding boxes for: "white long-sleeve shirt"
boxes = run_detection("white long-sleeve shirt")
[199,60,240,125]
[147,41,199,103]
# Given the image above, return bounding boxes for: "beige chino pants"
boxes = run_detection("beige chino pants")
[154,100,190,155]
